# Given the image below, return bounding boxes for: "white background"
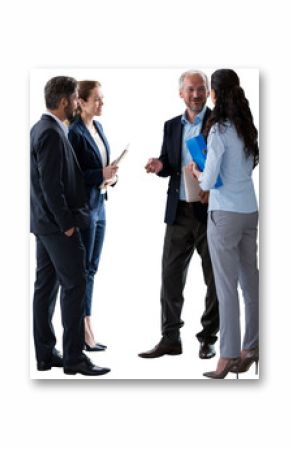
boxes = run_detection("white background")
[30,67,259,380]
[1,0,288,448]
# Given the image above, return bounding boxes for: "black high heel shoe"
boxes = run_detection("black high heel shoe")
[84,342,107,352]
[203,357,240,379]
[231,348,259,375]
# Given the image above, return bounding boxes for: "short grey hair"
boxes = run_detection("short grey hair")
[179,70,209,91]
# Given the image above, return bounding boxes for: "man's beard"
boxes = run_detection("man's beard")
[189,100,205,113]
[64,105,76,123]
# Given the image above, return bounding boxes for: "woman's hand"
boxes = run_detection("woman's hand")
[103,175,118,187]
[103,163,119,181]
[188,161,202,179]
[199,190,209,203]
[187,161,208,202]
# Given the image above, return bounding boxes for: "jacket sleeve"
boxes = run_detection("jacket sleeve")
[157,121,174,178]
[37,129,75,232]
[68,128,104,187]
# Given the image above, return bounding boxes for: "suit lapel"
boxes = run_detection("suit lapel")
[67,139,83,171]
[80,119,110,166]
[94,121,110,164]
[175,118,183,168]
[81,122,103,165]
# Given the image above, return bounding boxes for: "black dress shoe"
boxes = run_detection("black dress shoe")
[199,342,216,359]
[84,342,107,352]
[64,355,110,376]
[37,349,63,371]
[138,339,182,358]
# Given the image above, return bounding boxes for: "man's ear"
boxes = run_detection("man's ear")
[59,97,68,108]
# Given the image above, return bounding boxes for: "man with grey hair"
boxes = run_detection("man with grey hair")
[139,70,219,360]
[179,69,209,90]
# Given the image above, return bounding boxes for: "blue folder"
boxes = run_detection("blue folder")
[186,134,222,188]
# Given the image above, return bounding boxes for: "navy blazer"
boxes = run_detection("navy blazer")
[68,117,110,217]
[30,114,90,235]
[158,107,212,225]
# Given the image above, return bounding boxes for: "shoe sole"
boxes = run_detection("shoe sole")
[138,350,182,358]
[63,369,111,376]
[37,364,63,371]
[37,366,52,371]
[167,350,182,356]
[84,347,106,352]
[199,353,216,360]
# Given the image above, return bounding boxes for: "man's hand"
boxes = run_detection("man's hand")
[64,226,76,237]
[199,190,209,204]
[145,158,163,174]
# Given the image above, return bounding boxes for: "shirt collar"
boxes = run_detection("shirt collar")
[181,104,207,126]
[44,111,69,137]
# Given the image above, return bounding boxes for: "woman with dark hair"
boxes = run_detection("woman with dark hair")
[189,69,259,379]
[68,81,118,351]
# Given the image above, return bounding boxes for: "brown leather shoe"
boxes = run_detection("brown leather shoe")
[199,342,216,359]
[138,339,182,358]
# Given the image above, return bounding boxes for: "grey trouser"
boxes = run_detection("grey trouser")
[207,211,259,358]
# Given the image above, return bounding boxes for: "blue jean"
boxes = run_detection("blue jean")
[80,218,106,316]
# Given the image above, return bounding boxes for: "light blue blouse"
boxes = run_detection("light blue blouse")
[199,121,258,213]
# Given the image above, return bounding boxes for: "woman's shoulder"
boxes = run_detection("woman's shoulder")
[209,120,233,136]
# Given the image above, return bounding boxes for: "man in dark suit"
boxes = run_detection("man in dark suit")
[30,76,110,376]
[139,70,219,359]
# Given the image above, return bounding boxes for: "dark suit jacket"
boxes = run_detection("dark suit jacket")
[158,107,212,225]
[68,117,110,219]
[30,114,90,235]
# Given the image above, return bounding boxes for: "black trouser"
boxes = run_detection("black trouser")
[161,201,219,344]
[33,230,86,367]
